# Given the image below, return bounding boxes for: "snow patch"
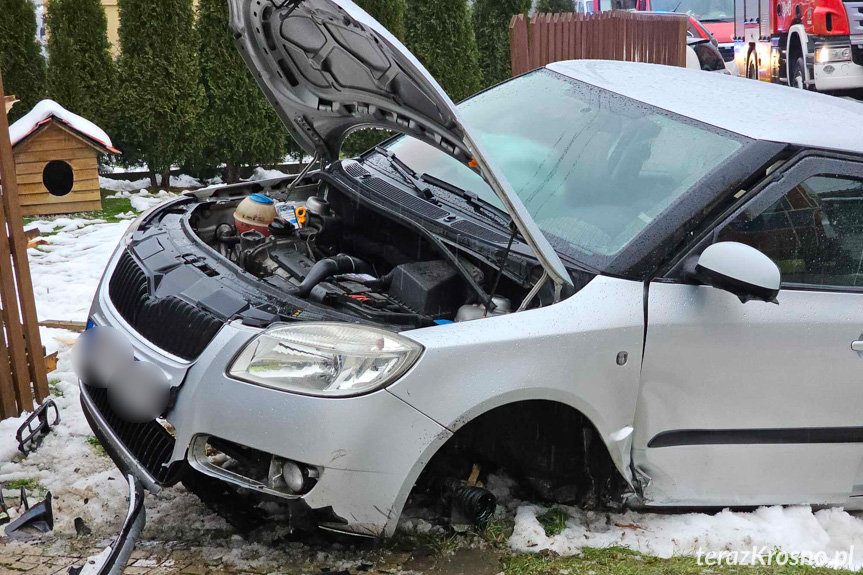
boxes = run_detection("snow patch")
[99,174,201,193]
[103,189,179,212]
[9,100,114,149]
[511,504,863,569]
[248,167,290,182]
[98,176,150,193]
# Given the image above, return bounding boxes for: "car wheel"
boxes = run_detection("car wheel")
[789,55,806,89]
[747,51,759,80]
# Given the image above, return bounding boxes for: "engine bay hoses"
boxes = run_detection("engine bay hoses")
[292,254,372,298]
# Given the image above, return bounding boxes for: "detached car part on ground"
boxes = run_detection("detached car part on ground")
[79,0,863,559]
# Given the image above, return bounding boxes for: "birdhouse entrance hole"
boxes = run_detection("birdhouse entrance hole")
[43,160,74,197]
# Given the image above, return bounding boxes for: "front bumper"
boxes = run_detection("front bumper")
[814,58,863,90]
[85,250,451,536]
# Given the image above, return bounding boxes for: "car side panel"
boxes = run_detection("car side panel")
[633,282,863,508]
[390,275,645,482]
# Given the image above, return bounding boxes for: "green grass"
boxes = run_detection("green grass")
[501,546,857,575]
[482,516,515,549]
[86,435,106,457]
[22,189,137,232]
[5,477,45,492]
[536,507,570,537]
[48,378,63,397]
[85,191,135,223]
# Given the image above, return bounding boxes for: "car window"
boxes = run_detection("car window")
[718,176,863,289]
[649,0,734,21]
[386,69,743,270]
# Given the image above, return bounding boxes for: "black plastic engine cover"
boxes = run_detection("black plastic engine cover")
[386,261,462,317]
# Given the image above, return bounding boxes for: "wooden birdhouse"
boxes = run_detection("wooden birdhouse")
[8,100,119,216]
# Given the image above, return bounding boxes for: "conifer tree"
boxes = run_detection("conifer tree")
[196,0,287,183]
[0,0,46,122]
[405,0,483,103]
[46,0,115,129]
[473,0,531,88]
[114,0,204,186]
[535,0,577,13]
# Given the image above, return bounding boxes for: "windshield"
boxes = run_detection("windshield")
[385,69,742,271]
[649,0,733,21]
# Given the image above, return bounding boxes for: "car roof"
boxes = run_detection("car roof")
[547,60,863,154]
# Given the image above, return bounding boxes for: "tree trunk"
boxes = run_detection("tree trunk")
[224,162,240,184]
[160,169,171,188]
[148,169,158,188]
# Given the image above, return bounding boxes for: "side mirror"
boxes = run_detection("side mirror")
[691,241,780,303]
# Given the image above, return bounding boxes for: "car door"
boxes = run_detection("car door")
[632,154,863,508]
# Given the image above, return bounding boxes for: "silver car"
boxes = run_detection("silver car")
[81,0,863,542]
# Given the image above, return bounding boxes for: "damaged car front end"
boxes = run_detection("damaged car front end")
[76,0,827,567]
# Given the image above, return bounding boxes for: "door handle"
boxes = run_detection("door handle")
[853,336,863,356]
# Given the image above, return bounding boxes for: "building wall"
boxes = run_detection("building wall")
[14,123,102,216]
[102,0,120,55]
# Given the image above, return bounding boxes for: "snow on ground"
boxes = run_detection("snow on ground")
[104,189,180,212]
[26,221,129,322]
[248,166,291,181]
[98,176,150,193]
[99,174,201,194]
[509,504,863,569]
[9,187,863,565]
[3,193,230,544]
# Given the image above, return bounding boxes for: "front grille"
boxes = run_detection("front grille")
[845,2,863,36]
[85,384,179,484]
[109,250,223,360]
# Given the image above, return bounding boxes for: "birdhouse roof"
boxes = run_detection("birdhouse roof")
[9,100,120,154]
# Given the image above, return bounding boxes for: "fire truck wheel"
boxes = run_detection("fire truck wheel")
[789,56,806,89]
[746,51,758,80]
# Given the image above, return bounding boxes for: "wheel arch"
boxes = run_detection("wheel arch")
[787,25,810,86]
[383,390,632,536]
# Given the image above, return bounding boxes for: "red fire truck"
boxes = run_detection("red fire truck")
[732,0,863,91]
[634,0,736,62]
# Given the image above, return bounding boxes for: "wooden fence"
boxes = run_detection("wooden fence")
[0,69,50,420]
[509,11,689,77]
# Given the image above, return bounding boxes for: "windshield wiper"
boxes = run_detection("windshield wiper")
[419,173,511,228]
[372,146,434,201]
[368,147,512,231]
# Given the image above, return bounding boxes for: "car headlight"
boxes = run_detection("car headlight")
[228,323,423,397]
[818,45,851,63]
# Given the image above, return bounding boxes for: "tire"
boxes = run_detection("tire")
[789,55,806,89]
[747,51,759,80]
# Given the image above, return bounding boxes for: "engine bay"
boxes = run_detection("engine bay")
[188,172,555,328]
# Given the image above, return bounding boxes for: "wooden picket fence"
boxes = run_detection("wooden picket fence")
[0,69,50,420]
[509,11,689,77]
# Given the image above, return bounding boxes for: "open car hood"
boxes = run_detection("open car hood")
[227,0,572,288]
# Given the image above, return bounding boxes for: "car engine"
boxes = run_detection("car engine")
[188,176,534,328]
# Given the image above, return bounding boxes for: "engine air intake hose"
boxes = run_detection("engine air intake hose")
[293,254,371,298]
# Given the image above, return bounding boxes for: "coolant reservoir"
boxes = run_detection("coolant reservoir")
[235,193,278,236]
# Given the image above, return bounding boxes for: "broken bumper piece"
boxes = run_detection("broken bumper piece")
[68,475,145,575]
[17,398,60,454]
